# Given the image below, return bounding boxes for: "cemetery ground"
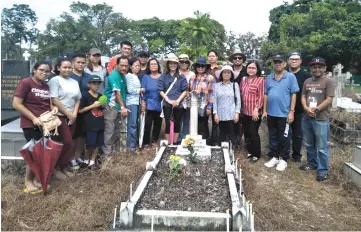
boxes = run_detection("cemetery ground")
[1,123,361,231]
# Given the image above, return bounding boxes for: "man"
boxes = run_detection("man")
[102,56,129,156]
[69,53,92,170]
[263,54,299,171]
[137,51,149,83]
[287,52,312,162]
[207,50,222,79]
[230,50,247,148]
[300,57,334,181]
[106,41,133,74]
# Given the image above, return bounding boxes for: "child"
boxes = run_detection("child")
[79,75,105,169]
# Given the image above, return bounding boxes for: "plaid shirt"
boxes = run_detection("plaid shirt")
[189,73,216,111]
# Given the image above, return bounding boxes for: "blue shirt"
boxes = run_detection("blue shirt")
[157,73,188,108]
[265,71,299,117]
[70,72,92,97]
[141,75,161,112]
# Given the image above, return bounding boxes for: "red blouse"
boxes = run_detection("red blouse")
[240,76,265,116]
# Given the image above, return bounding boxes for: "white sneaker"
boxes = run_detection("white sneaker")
[264,157,279,168]
[276,159,288,171]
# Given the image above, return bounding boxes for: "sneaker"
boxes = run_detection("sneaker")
[299,164,317,171]
[69,159,80,170]
[264,157,279,168]
[249,157,259,163]
[80,159,89,169]
[316,173,328,181]
[276,159,288,171]
[246,154,252,159]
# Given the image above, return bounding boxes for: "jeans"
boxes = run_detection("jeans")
[302,116,330,175]
[243,115,262,158]
[127,105,138,149]
[290,112,304,161]
[267,116,291,160]
[178,108,190,143]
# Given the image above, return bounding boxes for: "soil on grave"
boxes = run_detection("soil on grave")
[137,148,231,213]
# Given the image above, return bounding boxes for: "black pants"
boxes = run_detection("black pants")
[198,116,210,140]
[23,127,42,142]
[242,115,262,158]
[290,112,303,161]
[267,116,291,161]
[219,120,236,146]
[143,110,162,145]
[163,106,183,134]
[210,108,219,145]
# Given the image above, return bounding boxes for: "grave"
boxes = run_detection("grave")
[115,91,253,231]
[344,146,361,187]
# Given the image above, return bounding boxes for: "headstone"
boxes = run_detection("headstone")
[332,63,345,108]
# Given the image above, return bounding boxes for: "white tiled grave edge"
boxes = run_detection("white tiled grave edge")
[344,146,361,187]
[1,119,26,158]
[116,141,252,231]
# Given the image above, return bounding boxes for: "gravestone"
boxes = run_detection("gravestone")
[332,63,345,108]
[1,60,30,125]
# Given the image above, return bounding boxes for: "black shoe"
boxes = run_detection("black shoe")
[292,158,302,163]
[299,164,317,171]
[249,157,259,163]
[316,173,328,181]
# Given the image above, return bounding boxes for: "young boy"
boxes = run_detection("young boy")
[79,75,105,169]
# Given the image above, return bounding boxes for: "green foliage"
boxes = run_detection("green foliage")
[261,0,361,73]
[169,155,181,180]
[187,146,199,164]
[1,4,38,59]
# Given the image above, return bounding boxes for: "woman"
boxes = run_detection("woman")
[189,57,216,141]
[47,58,82,179]
[13,61,58,193]
[158,55,188,144]
[177,54,195,143]
[84,48,107,94]
[141,58,162,149]
[240,61,265,163]
[213,65,241,146]
[126,57,143,152]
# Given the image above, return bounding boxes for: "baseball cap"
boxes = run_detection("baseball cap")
[89,48,101,55]
[138,51,149,57]
[288,51,302,59]
[309,57,326,66]
[88,75,103,83]
[272,54,286,62]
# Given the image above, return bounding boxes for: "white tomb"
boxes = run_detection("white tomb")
[175,92,211,159]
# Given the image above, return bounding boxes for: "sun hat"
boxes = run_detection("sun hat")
[165,54,179,63]
[215,65,236,80]
[229,49,246,62]
[192,57,210,69]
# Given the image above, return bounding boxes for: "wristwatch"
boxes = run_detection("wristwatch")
[315,108,320,114]
[120,106,125,110]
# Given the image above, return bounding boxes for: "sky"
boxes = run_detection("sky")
[1,0,292,36]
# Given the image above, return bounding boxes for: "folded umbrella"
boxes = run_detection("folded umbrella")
[19,139,42,186]
[139,113,146,148]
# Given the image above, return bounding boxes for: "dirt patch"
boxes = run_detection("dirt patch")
[239,122,361,231]
[1,149,155,231]
[137,148,231,212]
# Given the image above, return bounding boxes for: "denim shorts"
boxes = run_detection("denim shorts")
[86,130,104,149]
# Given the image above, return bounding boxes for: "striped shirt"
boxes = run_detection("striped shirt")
[125,73,141,105]
[189,73,216,113]
[240,76,265,116]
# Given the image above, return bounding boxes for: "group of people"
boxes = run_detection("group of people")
[13,40,335,192]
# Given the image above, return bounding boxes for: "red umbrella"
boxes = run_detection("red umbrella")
[19,139,42,186]
[33,137,63,194]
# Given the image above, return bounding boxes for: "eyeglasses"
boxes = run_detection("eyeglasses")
[37,69,50,73]
[195,65,206,68]
[139,55,148,58]
[92,54,101,57]
[289,58,300,61]
[247,67,257,70]
[233,56,243,60]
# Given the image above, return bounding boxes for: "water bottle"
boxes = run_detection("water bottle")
[284,123,290,137]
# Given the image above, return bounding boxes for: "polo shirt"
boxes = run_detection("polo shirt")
[104,69,127,111]
[265,71,299,117]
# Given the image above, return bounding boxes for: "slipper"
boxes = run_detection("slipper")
[23,186,43,194]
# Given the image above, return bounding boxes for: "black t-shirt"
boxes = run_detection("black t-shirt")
[291,69,312,113]
[80,92,105,132]
[138,70,147,83]
[233,66,247,85]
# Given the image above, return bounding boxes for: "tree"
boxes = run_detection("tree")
[1,4,38,59]
[178,11,227,60]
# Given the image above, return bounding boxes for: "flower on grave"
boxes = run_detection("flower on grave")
[169,154,182,179]
[183,137,198,163]
[183,136,196,147]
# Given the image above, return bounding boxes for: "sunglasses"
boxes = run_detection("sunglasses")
[195,65,206,68]
[273,60,284,64]
[92,54,101,57]
[233,56,243,60]
[179,60,190,64]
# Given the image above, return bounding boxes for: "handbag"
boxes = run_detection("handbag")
[38,110,62,136]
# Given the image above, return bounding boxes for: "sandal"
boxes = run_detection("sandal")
[299,164,317,171]
[23,186,43,194]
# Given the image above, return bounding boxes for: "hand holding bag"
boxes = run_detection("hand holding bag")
[38,110,62,136]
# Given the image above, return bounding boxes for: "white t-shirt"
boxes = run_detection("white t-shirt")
[48,75,82,116]
[84,66,107,94]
